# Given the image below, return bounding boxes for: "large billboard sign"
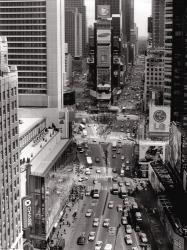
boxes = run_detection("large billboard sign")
[22,196,32,229]
[169,123,181,173]
[139,140,166,163]
[97,5,110,19]
[149,105,170,134]
[97,46,111,67]
[97,29,111,44]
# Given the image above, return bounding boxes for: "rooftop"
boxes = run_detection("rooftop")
[19,117,44,137]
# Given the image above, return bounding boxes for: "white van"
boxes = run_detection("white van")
[120,169,125,177]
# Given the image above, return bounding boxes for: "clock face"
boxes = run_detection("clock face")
[153,110,167,123]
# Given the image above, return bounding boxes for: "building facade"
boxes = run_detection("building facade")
[0,0,65,108]
[152,0,165,48]
[0,37,22,250]
[144,49,165,111]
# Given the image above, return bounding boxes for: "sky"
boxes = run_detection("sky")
[85,0,152,37]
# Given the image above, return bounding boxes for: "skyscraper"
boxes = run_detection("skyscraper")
[152,0,165,48]
[65,0,87,57]
[164,0,187,130]
[0,36,22,250]
[0,0,65,108]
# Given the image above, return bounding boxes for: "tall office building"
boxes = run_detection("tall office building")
[0,37,22,250]
[164,0,187,130]
[0,0,65,108]
[65,0,87,57]
[65,8,82,57]
[152,0,165,48]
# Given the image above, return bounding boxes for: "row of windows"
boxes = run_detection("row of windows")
[0,25,46,30]
[19,84,46,88]
[9,61,46,65]
[0,87,17,101]
[9,43,46,48]
[1,31,46,36]
[9,54,46,59]
[18,66,47,71]
[19,78,46,83]
[9,49,46,53]
[0,136,18,150]
[146,67,163,71]
[18,72,46,77]
[0,2,46,7]
[147,82,163,85]
[0,7,46,12]
[0,13,46,18]
[19,89,47,94]
[0,19,46,24]
[7,37,46,42]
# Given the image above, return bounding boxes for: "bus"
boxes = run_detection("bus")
[119,186,128,198]
[82,129,87,137]
[112,183,119,195]
[92,182,101,199]
[112,141,117,151]
[86,156,93,168]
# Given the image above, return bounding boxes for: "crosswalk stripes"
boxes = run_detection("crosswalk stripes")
[86,185,108,191]
[91,174,113,180]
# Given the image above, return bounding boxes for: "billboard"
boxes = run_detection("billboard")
[169,123,181,173]
[97,5,110,19]
[97,46,111,67]
[149,105,170,134]
[97,29,111,44]
[97,68,111,85]
[139,140,166,163]
[22,196,32,229]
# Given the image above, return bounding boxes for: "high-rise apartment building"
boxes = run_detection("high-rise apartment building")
[152,0,165,47]
[65,0,87,57]
[0,0,65,108]
[0,36,22,250]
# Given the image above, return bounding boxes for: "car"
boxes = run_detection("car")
[120,128,124,132]
[135,225,141,232]
[85,209,92,217]
[85,190,90,196]
[104,243,112,250]
[125,181,130,186]
[124,235,133,245]
[95,241,103,250]
[78,177,84,182]
[95,157,100,163]
[121,155,125,160]
[125,224,132,234]
[117,149,121,154]
[103,218,110,228]
[117,204,123,212]
[85,169,91,175]
[118,181,124,187]
[77,233,86,245]
[132,202,138,209]
[139,232,148,243]
[79,149,84,153]
[121,216,128,225]
[88,231,96,241]
[123,197,129,206]
[135,212,142,221]
[108,201,114,209]
[125,166,130,171]
[126,159,130,164]
[93,139,97,142]
[126,129,130,133]
[112,154,116,158]
[112,176,118,182]
[96,168,101,174]
[93,218,99,227]
[112,168,117,173]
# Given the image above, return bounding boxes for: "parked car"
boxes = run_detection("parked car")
[108,201,114,209]
[103,218,110,228]
[93,218,99,227]
[88,231,96,241]
[121,216,128,225]
[125,224,132,234]
[124,235,133,245]
[85,209,92,217]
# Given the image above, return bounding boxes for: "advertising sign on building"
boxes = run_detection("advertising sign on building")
[97,5,110,19]
[139,140,166,163]
[149,105,170,135]
[22,196,32,229]
[97,68,111,85]
[169,123,181,173]
[97,29,111,44]
[97,46,111,67]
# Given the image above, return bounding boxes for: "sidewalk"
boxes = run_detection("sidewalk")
[49,195,85,249]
